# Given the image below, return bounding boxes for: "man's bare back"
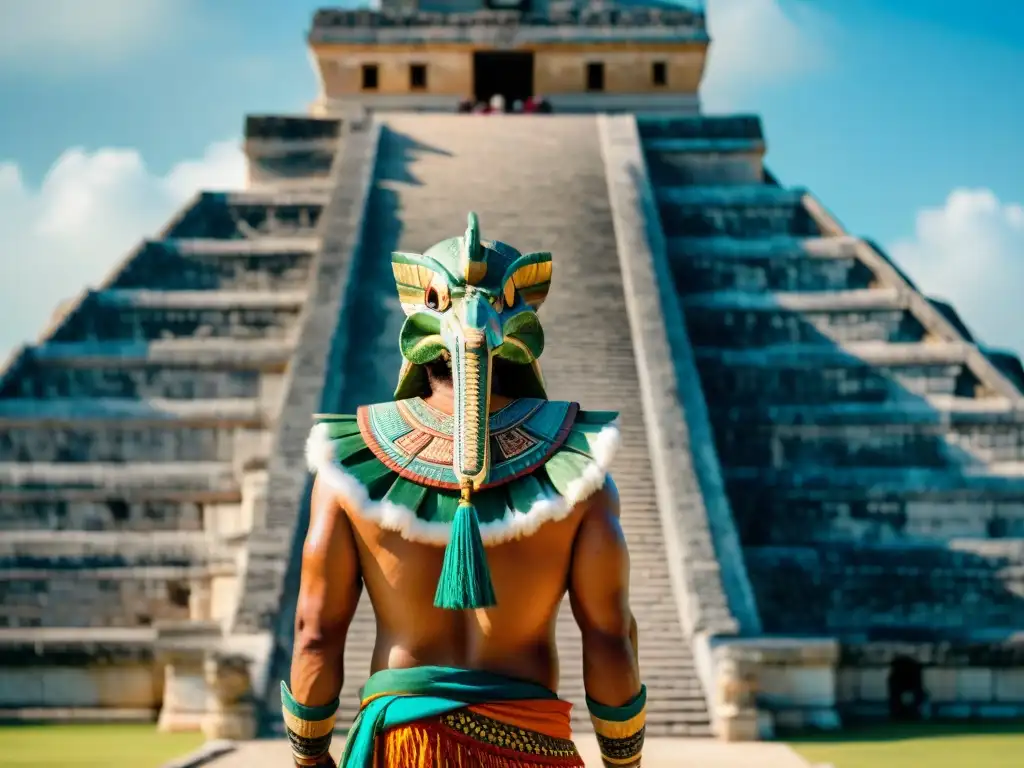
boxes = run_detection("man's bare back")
[291,391,639,711]
[283,214,645,768]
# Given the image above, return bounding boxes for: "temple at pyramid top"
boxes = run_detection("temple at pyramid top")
[307,0,708,114]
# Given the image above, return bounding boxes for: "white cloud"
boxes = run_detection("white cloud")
[0,141,246,357]
[889,188,1024,353]
[701,0,833,111]
[0,0,188,71]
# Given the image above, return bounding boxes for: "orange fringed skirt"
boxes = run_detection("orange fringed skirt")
[378,700,585,767]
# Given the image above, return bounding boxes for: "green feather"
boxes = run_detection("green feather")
[421,489,461,523]
[347,456,394,490]
[560,429,597,457]
[507,474,549,515]
[470,487,510,526]
[543,450,593,495]
[332,434,371,463]
[384,476,429,511]
[323,421,362,440]
[433,499,496,610]
[316,414,359,423]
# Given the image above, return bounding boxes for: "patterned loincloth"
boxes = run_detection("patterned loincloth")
[339,666,585,768]
[380,706,584,767]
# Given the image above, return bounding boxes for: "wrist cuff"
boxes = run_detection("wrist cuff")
[281,682,338,764]
[586,685,646,767]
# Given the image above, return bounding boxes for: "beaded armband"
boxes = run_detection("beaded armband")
[281,682,339,766]
[586,685,647,768]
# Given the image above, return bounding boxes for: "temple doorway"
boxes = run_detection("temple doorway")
[473,51,534,108]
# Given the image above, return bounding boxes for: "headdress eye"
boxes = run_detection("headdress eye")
[424,280,451,312]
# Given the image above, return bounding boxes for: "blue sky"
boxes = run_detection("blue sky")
[1,0,1022,356]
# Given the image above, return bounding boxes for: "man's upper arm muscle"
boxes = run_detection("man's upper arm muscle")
[289,475,362,707]
[568,478,641,707]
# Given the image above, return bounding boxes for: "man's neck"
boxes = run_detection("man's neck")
[420,383,514,416]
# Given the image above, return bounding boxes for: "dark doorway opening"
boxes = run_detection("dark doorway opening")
[887,656,927,721]
[473,51,534,107]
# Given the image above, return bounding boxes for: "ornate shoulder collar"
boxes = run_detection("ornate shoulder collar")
[305,398,619,545]
[359,397,577,490]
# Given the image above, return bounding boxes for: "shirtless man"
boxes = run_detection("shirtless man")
[282,214,646,767]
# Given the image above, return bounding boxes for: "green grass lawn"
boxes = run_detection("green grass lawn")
[0,724,204,768]
[789,722,1024,768]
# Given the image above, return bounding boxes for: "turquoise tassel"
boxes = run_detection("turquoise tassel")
[433,498,497,610]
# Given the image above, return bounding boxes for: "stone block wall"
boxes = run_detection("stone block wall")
[638,112,1024,735]
[837,640,1024,721]
[0,113,344,722]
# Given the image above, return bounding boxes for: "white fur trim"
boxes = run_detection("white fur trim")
[305,420,620,545]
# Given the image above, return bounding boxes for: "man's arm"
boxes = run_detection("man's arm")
[283,476,362,766]
[569,478,646,767]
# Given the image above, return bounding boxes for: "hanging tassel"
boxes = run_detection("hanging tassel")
[434,486,497,610]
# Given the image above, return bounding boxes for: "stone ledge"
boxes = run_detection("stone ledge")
[0,531,240,561]
[599,114,761,640]
[840,635,1024,667]
[163,237,321,255]
[683,287,903,313]
[0,627,156,665]
[245,115,341,142]
[637,114,763,141]
[725,464,1024,494]
[95,289,307,311]
[695,340,976,368]
[645,138,765,155]
[657,183,805,206]
[30,339,296,369]
[0,397,265,427]
[667,235,860,261]
[219,189,330,207]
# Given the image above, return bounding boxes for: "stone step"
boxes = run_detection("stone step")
[0,397,265,427]
[644,135,765,187]
[684,287,903,313]
[261,114,709,736]
[694,341,987,404]
[667,235,860,261]
[0,530,237,564]
[245,115,342,143]
[28,339,295,369]
[0,496,209,533]
[728,478,1024,546]
[95,289,306,310]
[745,540,1024,636]
[110,241,315,292]
[636,114,764,142]
[220,189,330,206]
[656,184,819,239]
[710,396,1022,426]
[1,355,273,401]
[713,419,1024,469]
[684,288,924,347]
[164,237,321,255]
[48,291,303,343]
[167,192,324,241]
[0,420,268,464]
[670,237,871,294]
[725,463,1024,493]
[0,461,240,502]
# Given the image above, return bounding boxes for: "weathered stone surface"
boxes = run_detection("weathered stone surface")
[0,112,337,715]
[638,111,1024,731]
